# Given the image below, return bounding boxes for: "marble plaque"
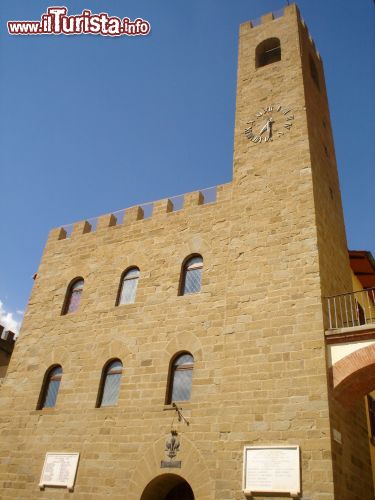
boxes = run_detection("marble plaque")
[39,452,80,491]
[243,445,300,496]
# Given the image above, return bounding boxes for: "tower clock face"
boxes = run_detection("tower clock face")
[244,104,295,144]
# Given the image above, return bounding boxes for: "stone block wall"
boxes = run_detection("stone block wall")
[0,4,372,499]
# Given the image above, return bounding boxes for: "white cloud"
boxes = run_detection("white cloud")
[0,300,21,336]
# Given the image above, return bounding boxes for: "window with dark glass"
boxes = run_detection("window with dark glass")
[38,365,62,409]
[256,38,281,68]
[167,353,194,403]
[63,278,84,315]
[117,268,140,305]
[180,256,203,295]
[97,360,123,407]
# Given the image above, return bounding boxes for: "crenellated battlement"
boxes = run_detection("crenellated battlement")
[49,183,231,242]
[48,3,323,247]
[239,4,291,33]
[0,326,16,347]
[0,325,16,379]
[300,16,321,60]
[239,3,321,60]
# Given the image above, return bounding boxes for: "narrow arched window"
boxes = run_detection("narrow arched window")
[180,255,203,295]
[256,38,281,68]
[309,55,320,90]
[117,267,140,305]
[63,278,84,314]
[167,353,194,403]
[38,365,63,409]
[97,360,123,407]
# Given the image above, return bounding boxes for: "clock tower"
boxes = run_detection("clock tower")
[228,4,372,497]
[233,3,352,299]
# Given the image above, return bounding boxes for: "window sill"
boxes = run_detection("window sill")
[59,310,83,320]
[31,408,58,414]
[163,402,192,411]
[177,292,204,299]
[113,303,138,312]
[95,405,119,410]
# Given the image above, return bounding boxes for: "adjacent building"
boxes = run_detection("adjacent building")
[0,325,16,379]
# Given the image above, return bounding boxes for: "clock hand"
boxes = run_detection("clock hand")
[259,122,268,136]
[259,117,274,138]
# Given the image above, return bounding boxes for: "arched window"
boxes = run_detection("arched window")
[97,360,123,407]
[117,267,140,305]
[38,365,63,409]
[309,55,320,90]
[179,255,203,295]
[166,353,194,403]
[256,38,281,68]
[63,278,84,315]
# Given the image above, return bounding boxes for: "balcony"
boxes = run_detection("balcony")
[325,288,375,331]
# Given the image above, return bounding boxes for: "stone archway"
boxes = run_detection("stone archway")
[331,343,375,406]
[141,473,194,500]
[128,434,213,500]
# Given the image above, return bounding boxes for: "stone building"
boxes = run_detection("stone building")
[348,250,375,488]
[0,4,374,499]
[0,325,16,379]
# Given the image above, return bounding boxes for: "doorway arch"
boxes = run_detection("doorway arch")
[140,473,194,500]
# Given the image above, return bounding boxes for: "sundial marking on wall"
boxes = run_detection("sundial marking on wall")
[244,104,295,144]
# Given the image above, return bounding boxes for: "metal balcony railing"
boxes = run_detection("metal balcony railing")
[326,288,375,330]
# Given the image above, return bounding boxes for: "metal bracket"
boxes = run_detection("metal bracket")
[172,403,190,426]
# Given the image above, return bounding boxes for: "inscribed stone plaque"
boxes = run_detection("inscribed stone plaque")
[243,445,300,496]
[39,452,80,491]
[160,460,182,468]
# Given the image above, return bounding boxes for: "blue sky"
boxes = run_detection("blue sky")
[0,0,374,333]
